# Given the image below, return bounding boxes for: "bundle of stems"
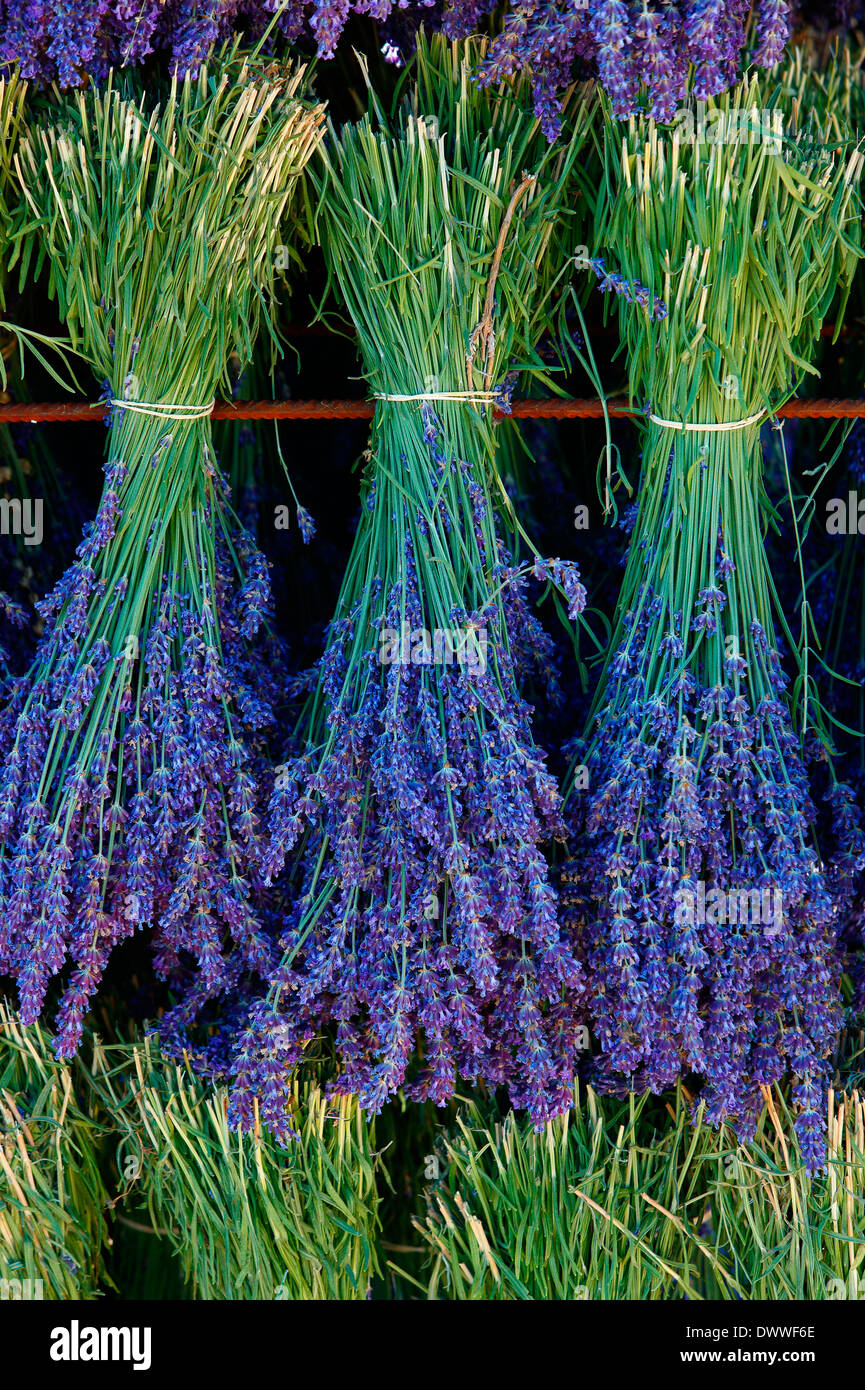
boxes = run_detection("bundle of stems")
[564,81,865,1167]
[415,1083,739,1300]
[706,1079,865,1300]
[229,35,595,1137]
[87,1036,382,1300]
[416,1077,865,1300]
[0,1000,108,1298]
[0,51,325,1058]
[776,37,865,127]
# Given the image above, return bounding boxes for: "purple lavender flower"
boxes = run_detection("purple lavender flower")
[588,257,668,322]
[296,505,316,544]
[752,0,791,68]
[590,1,637,117]
[226,417,590,1137]
[0,2,796,129]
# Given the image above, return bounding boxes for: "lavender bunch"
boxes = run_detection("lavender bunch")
[454,1,793,138]
[0,3,798,136]
[227,35,595,1139]
[0,0,292,86]
[563,85,865,1167]
[0,0,415,85]
[0,53,324,1056]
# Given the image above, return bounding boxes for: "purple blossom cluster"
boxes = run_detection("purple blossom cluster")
[0,0,438,85]
[0,0,306,85]
[0,2,800,132]
[466,1,793,138]
[0,414,286,1059]
[563,554,865,1168]
[589,257,668,322]
[226,408,590,1140]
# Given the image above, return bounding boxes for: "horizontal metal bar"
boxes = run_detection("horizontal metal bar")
[0,397,864,423]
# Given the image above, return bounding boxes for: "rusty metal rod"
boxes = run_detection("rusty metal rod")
[1,397,865,423]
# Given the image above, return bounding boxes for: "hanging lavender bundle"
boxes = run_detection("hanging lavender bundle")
[563,83,865,1166]
[0,53,324,1056]
[458,0,794,138]
[228,35,595,1138]
[0,0,426,86]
